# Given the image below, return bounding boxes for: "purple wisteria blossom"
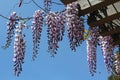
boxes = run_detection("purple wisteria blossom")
[13,22,26,76]
[32,10,44,60]
[114,53,120,76]
[99,36,114,73]
[46,12,65,56]
[87,27,99,76]
[3,12,17,48]
[65,2,84,51]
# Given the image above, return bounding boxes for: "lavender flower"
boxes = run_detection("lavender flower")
[87,40,96,76]
[99,36,114,72]
[65,2,84,51]
[86,27,99,76]
[13,23,26,76]
[56,12,66,41]
[32,10,44,60]
[46,12,65,56]
[3,12,17,48]
[114,53,120,76]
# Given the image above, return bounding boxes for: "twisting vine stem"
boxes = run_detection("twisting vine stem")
[31,0,46,12]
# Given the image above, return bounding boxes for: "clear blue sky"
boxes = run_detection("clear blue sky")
[0,0,109,80]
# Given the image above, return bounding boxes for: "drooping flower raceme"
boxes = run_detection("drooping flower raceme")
[46,12,65,56]
[13,23,26,76]
[4,12,17,48]
[65,2,84,51]
[87,40,96,76]
[114,53,120,76]
[99,36,114,72]
[87,27,99,76]
[32,10,44,60]
[56,12,66,41]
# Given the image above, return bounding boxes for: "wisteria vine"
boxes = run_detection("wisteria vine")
[114,51,120,76]
[43,0,52,13]
[13,22,26,76]
[99,36,114,72]
[46,12,65,56]
[65,2,84,51]
[1,0,120,77]
[32,10,44,60]
[3,12,17,48]
[87,27,99,76]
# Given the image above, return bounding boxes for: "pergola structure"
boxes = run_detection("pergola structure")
[61,0,120,45]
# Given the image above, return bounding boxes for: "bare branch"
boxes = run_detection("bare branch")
[0,14,9,20]
[31,0,46,12]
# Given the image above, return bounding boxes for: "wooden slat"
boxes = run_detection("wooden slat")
[79,0,120,16]
[100,26,120,36]
[89,12,120,27]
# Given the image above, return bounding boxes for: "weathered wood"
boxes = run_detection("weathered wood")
[60,0,77,5]
[61,0,120,16]
[61,0,120,42]
[88,12,120,27]
[79,0,120,16]
[100,26,120,36]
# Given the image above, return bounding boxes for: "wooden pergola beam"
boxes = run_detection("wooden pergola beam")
[79,0,120,16]
[60,0,77,5]
[100,27,120,36]
[89,12,120,27]
[61,0,120,16]
[89,12,120,36]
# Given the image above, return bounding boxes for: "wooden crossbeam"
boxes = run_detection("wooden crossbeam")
[88,12,120,27]
[100,27,120,36]
[89,12,120,36]
[79,0,120,16]
[61,0,120,16]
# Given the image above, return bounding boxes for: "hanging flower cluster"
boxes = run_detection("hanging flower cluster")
[43,0,52,13]
[46,12,65,56]
[32,10,44,60]
[13,22,26,76]
[114,53,120,76]
[3,1,119,77]
[87,27,99,76]
[87,40,96,76]
[56,12,65,40]
[99,36,114,72]
[3,12,17,48]
[65,2,84,51]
